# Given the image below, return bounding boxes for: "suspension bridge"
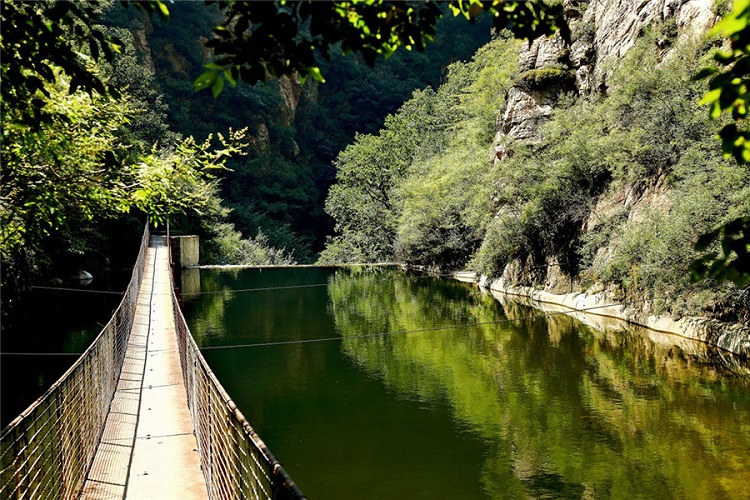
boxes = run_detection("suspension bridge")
[0,226,304,499]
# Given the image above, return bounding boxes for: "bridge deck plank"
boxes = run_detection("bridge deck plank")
[81,236,208,499]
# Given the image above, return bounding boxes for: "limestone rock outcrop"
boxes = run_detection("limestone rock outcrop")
[278,75,302,122]
[484,0,728,328]
[493,0,718,156]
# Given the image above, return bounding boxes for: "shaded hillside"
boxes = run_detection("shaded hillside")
[105,3,493,260]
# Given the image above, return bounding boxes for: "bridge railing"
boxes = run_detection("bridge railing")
[0,223,150,499]
[171,274,305,499]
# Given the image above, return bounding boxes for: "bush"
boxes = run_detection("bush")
[204,224,296,265]
[518,68,575,90]
[468,212,524,277]
[321,37,521,269]
[472,24,748,317]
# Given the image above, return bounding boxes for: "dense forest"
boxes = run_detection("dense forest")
[2,0,749,325]
[1,1,493,320]
[5,5,750,498]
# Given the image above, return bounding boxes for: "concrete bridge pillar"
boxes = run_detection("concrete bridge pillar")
[170,235,199,268]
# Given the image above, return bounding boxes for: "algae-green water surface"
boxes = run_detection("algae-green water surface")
[182,267,750,499]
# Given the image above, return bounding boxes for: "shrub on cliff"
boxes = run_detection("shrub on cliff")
[518,67,575,90]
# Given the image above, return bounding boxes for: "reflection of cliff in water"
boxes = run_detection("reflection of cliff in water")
[328,269,750,498]
[492,291,750,376]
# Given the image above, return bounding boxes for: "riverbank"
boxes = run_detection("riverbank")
[453,272,750,358]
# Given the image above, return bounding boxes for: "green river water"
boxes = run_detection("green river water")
[181,266,750,499]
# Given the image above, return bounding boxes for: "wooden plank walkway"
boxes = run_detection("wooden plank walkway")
[80,235,208,499]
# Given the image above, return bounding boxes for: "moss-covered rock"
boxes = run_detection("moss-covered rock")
[518,68,575,90]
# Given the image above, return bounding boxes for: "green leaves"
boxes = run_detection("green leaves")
[690,217,750,286]
[211,76,225,98]
[194,61,241,96]
[1,0,139,129]
[692,67,718,81]
[197,0,566,97]
[695,0,750,164]
[1,83,134,259]
[193,70,218,92]
[131,129,248,227]
[717,124,750,163]
[451,0,569,42]
[321,37,519,267]
[692,0,750,286]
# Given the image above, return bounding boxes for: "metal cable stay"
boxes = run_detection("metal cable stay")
[29,270,463,297]
[2,301,630,356]
[194,301,630,350]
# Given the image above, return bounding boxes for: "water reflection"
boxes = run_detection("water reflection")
[328,269,750,499]
[184,267,750,499]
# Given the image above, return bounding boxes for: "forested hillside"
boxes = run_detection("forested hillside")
[321,3,750,321]
[3,0,748,325]
[1,0,492,319]
[104,2,492,262]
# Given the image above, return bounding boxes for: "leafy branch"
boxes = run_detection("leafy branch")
[690,216,750,286]
[195,0,568,94]
[693,0,750,286]
[131,129,248,227]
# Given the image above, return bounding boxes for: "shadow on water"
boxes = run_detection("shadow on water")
[183,266,750,499]
[1,271,130,428]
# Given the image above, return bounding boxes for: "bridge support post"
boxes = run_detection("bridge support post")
[171,235,199,268]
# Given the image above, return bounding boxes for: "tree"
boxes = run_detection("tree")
[0,0,169,129]
[1,0,113,128]
[0,0,253,311]
[0,72,140,316]
[1,78,135,260]
[319,132,402,263]
[1,0,566,252]
[2,0,567,113]
[197,0,567,92]
[131,129,248,228]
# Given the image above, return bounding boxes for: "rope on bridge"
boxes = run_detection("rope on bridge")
[171,270,306,499]
[0,223,151,499]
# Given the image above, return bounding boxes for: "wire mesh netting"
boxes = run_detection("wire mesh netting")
[1,223,304,499]
[172,285,305,500]
[0,225,150,499]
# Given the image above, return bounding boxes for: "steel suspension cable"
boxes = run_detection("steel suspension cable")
[197,302,630,350]
[181,271,471,296]
[181,283,329,296]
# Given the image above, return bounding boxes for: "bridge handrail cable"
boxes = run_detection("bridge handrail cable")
[0,223,151,499]
[170,259,305,499]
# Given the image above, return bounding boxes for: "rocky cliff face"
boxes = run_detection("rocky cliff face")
[133,13,302,157]
[490,0,721,303]
[493,0,718,157]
